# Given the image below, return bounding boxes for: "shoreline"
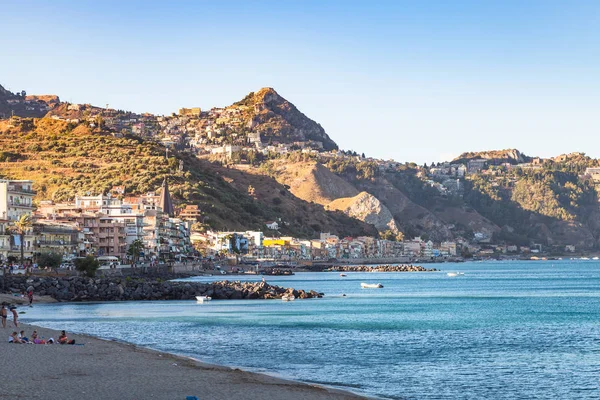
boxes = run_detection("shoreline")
[7,320,369,400]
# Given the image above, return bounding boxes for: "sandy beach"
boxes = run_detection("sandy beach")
[1,322,366,400]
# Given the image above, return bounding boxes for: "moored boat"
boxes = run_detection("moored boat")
[196,295,212,302]
[361,282,383,288]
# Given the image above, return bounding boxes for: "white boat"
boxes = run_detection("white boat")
[281,294,295,301]
[361,283,383,288]
[447,272,464,277]
[593,257,599,260]
[196,296,212,302]
[340,273,347,277]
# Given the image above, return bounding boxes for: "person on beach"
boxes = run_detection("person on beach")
[31,330,44,344]
[58,330,75,345]
[1,305,7,328]
[27,287,34,307]
[10,306,18,328]
[18,330,29,343]
[9,331,24,343]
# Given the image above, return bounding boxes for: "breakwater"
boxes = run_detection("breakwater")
[1,275,323,302]
[329,264,437,272]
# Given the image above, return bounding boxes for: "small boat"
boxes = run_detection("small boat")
[196,296,212,302]
[361,283,383,288]
[447,272,464,277]
[340,273,347,277]
[593,257,599,260]
[281,294,295,301]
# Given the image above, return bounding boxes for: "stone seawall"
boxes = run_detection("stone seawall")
[0,276,323,302]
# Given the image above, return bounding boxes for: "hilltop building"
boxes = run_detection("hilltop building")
[178,107,201,116]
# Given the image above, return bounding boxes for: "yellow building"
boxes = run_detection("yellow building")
[178,107,201,116]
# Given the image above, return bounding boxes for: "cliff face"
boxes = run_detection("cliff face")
[327,192,399,233]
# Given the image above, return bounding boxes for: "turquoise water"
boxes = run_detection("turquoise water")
[22,261,600,399]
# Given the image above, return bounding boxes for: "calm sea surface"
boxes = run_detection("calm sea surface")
[22,260,600,399]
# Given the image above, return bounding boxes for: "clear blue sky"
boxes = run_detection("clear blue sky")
[1,0,599,164]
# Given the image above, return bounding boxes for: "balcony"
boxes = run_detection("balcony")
[7,186,35,195]
[8,201,34,209]
[36,240,77,246]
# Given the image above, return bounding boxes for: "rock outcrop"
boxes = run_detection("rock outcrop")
[327,191,399,233]
[0,276,324,302]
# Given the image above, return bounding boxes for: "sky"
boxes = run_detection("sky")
[1,0,599,164]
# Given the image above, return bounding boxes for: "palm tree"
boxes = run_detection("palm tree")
[12,214,32,269]
[127,239,144,266]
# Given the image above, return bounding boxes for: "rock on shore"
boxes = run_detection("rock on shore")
[331,264,437,272]
[0,276,324,302]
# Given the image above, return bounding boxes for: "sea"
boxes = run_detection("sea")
[21,260,600,399]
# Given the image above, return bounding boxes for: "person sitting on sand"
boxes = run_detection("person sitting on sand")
[31,330,45,344]
[58,330,75,345]
[9,331,24,343]
[18,330,29,343]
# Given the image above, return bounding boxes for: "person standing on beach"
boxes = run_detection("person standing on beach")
[1,305,7,328]
[27,286,34,307]
[10,306,18,328]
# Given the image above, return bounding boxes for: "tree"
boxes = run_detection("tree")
[127,239,144,265]
[37,252,63,269]
[12,214,32,268]
[74,256,100,277]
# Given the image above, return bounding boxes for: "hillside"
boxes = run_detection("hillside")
[4,81,600,249]
[0,116,373,238]
[266,160,359,205]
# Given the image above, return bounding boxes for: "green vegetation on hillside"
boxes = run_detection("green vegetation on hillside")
[0,117,372,238]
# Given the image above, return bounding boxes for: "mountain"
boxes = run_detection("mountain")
[231,88,338,151]
[3,82,600,250]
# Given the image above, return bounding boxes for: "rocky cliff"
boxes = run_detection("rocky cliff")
[327,191,399,233]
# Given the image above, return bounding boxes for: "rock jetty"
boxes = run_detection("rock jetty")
[330,264,437,272]
[0,276,323,302]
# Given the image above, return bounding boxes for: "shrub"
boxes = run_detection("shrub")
[74,256,100,277]
[37,252,63,269]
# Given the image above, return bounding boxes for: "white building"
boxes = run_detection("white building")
[0,180,35,221]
